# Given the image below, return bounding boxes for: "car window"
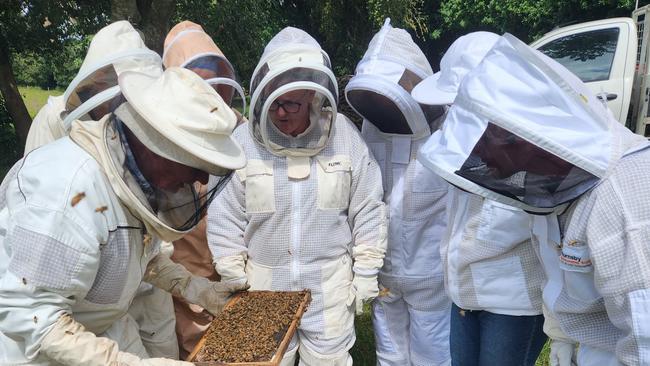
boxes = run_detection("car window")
[538,28,619,82]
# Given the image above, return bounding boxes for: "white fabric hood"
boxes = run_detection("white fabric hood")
[345,18,441,139]
[62,21,162,130]
[418,33,647,213]
[248,27,338,157]
[411,31,499,106]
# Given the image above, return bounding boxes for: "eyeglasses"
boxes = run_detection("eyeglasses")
[269,100,302,113]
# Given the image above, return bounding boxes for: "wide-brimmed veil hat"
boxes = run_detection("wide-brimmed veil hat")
[116,66,246,174]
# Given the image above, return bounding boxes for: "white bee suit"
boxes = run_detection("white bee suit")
[344,19,450,366]
[0,68,246,365]
[362,122,451,366]
[20,21,173,358]
[0,125,188,366]
[24,95,66,154]
[208,26,385,366]
[408,31,543,318]
[442,188,544,316]
[208,114,386,365]
[418,33,650,365]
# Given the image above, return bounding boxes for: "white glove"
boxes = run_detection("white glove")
[214,254,248,284]
[117,352,193,365]
[41,314,192,366]
[182,275,248,315]
[543,305,577,366]
[144,253,247,316]
[549,339,578,366]
[346,274,379,315]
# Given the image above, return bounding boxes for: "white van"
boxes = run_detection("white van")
[531,5,650,135]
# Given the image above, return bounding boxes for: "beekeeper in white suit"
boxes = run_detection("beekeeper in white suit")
[417,33,650,366]
[21,20,183,360]
[24,20,161,154]
[0,67,247,365]
[161,20,249,358]
[207,27,387,366]
[411,32,548,366]
[344,19,450,366]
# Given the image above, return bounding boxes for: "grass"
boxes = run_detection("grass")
[351,306,377,365]
[0,86,63,180]
[18,85,64,118]
[350,307,551,366]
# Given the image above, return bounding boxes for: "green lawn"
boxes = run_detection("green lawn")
[350,307,551,366]
[351,307,378,365]
[18,85,64,118]
[0,86,63,179]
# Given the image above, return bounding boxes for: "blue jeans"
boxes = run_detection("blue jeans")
[450,303,547,366]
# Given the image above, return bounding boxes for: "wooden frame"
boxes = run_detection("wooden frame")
[188,290,311,366]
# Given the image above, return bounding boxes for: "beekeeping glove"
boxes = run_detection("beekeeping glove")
[346,273,379,315]
[214,254,248,288]
[544,305,577,366]
[41,314,193,366]
[144,252,247,315]
[182,275,247,316]
[549,340,577,366]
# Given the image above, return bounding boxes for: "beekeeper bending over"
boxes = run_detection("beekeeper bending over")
[22,20,187,361]
[345,19,451,366]
[207,27,387,366]
[411,32,548,366]
[0,67,247,365]
[417,33,650,366]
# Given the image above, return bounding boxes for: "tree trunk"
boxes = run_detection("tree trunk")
[110,0,175,55]
[0,39,31,150]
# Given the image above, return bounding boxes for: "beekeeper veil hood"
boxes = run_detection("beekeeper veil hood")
[63,21,162,130]
[345,18,443,138]
[249,26,338,157]
[417,33,648,214]
[163,20,246,113]
[70,67,245,242]
[411,31,500,106]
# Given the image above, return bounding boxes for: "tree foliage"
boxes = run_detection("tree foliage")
[7,0,647,90]
[4,0,650,175]
[0,0,109,154]
[12,36,92,89]
[111,0,175,54]
[439,0,637,43]
[0,0,110,55]
[174,0,286,90]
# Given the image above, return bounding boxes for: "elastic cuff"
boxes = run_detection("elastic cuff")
[214,254,246,281]
[353,266,379,276]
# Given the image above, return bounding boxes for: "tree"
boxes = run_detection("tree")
[111,0,176,54]
[0,0,179,152]
[437,0,638,43]
[0,0,109,149]
[174,0,286,88]
[0,35,31,149]
[282,0,430,76]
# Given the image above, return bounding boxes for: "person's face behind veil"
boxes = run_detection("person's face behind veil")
[269,89,315,137]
